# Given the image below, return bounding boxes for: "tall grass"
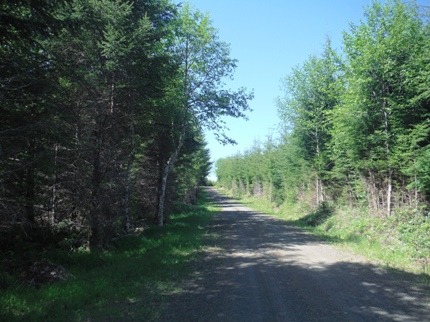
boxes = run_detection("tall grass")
[0,192,215,322]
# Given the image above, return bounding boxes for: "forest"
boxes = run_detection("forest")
[216,1,430,262]
[1,0,430,319]
[0,0,252,249]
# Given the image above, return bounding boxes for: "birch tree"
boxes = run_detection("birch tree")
[156,3,253,226]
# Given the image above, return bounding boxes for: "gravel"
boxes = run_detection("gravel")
[160,187,430,321]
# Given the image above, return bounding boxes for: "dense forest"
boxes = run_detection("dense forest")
[0,0,252,249]
[216,1,430,218]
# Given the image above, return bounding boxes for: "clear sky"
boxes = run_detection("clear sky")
[187,0,429,179]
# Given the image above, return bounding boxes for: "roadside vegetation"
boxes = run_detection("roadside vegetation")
[1,1,249,319]
[1,0,251,250]
[0,190,216,322]
[216,0,430,279]
[218,188,430,278]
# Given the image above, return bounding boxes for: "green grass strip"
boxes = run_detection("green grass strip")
[0,190,215,322]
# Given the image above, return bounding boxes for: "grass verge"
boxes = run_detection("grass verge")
[0,190,216,322]
[219,188,430,281]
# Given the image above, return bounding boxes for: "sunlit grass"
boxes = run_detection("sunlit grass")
[0,191,216,322]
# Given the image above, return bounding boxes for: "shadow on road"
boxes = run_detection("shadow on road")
[161,187,430,322]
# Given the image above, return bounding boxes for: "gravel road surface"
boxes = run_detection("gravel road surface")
[161,187,430,321]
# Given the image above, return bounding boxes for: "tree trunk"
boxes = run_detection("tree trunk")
[51,143,58,226]
[90,149,102,248]
[383,104,392,216]
[413,158,418,210]
[387,169,392,216]
[89,125,104,248]
[124,162,132,233]
[25,165,35,224]
[157,154,176,227]
[158,166,169,227]
[368,170,379,211]
[124,124,135,234]
[316,176,320,205]
[157,129,185,227]
[320,178,324,202]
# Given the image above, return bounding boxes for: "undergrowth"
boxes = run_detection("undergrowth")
[316,207,429,271]
[0,190,216,322]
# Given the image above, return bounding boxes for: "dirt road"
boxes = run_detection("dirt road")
[161,187,430,321]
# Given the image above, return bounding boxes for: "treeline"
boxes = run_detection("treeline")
[216,1,430,217]
[0,1,252,248]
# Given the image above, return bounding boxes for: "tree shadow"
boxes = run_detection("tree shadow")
[297,201,335,227]
[160,189,430,321]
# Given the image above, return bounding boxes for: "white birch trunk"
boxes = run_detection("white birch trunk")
[157,130,185,227]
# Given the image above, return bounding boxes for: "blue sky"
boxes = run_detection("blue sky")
[187,0,429,178]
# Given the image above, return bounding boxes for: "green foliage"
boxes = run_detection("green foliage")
[142,2,253,226]
[394,122,430,193]
[395,210,430,262]
[161,2,253,146]
[0,191,215,322]
[0,0,222,246]
[333,0,429,213]
[299,202,335,227]
[218,0,430,211]
[215,0,430,275]
[174,129,212,204]
[276,38,344,205]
